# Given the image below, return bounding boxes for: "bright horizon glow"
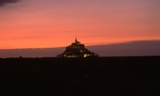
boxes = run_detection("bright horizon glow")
[0,0,160,49]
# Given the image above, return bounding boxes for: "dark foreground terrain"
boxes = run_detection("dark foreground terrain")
[1,56,160,96]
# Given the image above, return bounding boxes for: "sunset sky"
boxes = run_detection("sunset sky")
[0,0,160,49]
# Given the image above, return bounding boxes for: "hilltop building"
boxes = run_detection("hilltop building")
[57,38,99,58]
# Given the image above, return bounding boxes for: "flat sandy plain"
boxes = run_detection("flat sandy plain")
[1,56,160,96]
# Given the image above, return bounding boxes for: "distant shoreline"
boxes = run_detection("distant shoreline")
[0,56,159,59]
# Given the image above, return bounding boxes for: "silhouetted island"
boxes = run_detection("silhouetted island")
[57,38,99,58]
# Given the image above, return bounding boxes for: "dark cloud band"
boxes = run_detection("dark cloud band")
[0,0,19,6]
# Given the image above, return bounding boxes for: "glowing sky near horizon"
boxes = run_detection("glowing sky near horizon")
[0,0,160,49]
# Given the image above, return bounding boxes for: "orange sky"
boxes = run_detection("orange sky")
[0,0,160,49]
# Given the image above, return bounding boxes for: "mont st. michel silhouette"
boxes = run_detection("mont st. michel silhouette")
[57,38,99,58]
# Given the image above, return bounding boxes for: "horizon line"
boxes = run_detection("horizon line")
[0,39,160,50]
